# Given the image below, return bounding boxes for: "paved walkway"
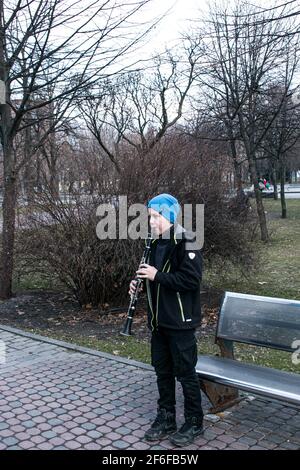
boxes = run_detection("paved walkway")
[0,325,299,450]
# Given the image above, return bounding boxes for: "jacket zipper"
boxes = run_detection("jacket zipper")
[146,239,156,330]
[176,291,186,322]
[154,259,170,330]
[146,279,154,330]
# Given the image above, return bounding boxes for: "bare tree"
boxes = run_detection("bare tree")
[0,0,155,299]
[191,0,299,241]
[259,86,300,217]
[241,0,300,38]
[79,44,200,186]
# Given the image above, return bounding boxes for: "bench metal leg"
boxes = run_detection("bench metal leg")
[199,378,242,413]
[199,338,242,413]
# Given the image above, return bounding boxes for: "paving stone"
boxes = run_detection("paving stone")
[247,430,266,440]
[211,439,227,449]
[68,410,82,417]
[132,429,147,438]
[0,422,9,430]
[58,424,75,433]
[118,427,132,436]
[26,428,41,437]
[238,436,258,446]
[94,425,111,434]
[81,422,97,431]
[123,435,140,444]
[2,412,16,419]
[218,435,237,444]
[205,414,221,423]
[227,442,250,450]
[41,431,57,439]
[22,420,37,429]
[259,440,277,449]
[250,445,268,450]
[267,434,286,444]
[211,426,225,435]
[37,423,52,431]
[132,441,151,450]
[280,441,300,450]
[64,441,82,450]
[31,436,47,445]
[48,418,64,426]
[2,437,19,447]
[290,435,300,444]
[71,427,86,436]
[15,431,31,441]
[59,432,76,441]
[75,435,92,444]
[113,440,130,449]
[83,442,103,450]
[19,441,35,450]
[36,442,55,450]
[0,429,14,438]
[10,425,26,433]
[105,431,122,440]
[1,327,300,452]
[73,417,88,425]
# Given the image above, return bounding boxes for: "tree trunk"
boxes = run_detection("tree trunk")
[36,155,43,192]
[23,163,36,204]
[225,126,244,199]
[0,140,17,299]
[233,159,244,199]
[49,164,59,199]
[271,164,278,201]
[68,180,75,194]
[237,108,269,242]
[280,160,287,219]
[0,1,17,299]
[249,158,269,242]
[23,126,35,204]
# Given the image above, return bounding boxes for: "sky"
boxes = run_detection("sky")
[138,0,296,56]
[141,0,206,54]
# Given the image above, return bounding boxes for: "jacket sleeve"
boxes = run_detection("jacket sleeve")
[154,244,202,292]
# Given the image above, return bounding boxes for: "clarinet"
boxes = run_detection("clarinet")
[120,234,152,336]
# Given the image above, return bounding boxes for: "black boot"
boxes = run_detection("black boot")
[169,416,204,447]
[144,409,177,441]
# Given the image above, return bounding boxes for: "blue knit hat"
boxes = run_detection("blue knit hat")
[147,193,180,224]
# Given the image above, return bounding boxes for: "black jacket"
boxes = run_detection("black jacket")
[145,225,202,331]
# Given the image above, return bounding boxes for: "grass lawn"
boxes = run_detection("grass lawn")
[24,324,300,373]
[25,329,153,364]
[205,198,300,300]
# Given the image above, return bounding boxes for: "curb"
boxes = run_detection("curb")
[0,323,153,372]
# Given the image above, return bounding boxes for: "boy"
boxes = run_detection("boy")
[129,193,204,447]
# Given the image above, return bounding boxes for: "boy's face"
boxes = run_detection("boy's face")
[148,208,172,236]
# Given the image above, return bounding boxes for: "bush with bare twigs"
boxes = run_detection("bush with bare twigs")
[14,131,257,308]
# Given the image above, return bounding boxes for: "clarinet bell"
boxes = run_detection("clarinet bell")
[120,317,132,336]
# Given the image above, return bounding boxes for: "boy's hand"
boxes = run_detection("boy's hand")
[129,279,143,296]
[136,263,158,281]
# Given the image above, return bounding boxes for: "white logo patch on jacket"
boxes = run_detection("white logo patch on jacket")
[188,252,196,260]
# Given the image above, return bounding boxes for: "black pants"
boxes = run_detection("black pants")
[151,327,203,422]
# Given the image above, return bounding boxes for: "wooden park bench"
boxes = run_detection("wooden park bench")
[196,291,300,413]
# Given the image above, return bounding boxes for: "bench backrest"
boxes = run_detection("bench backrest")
[217,292,300,352]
